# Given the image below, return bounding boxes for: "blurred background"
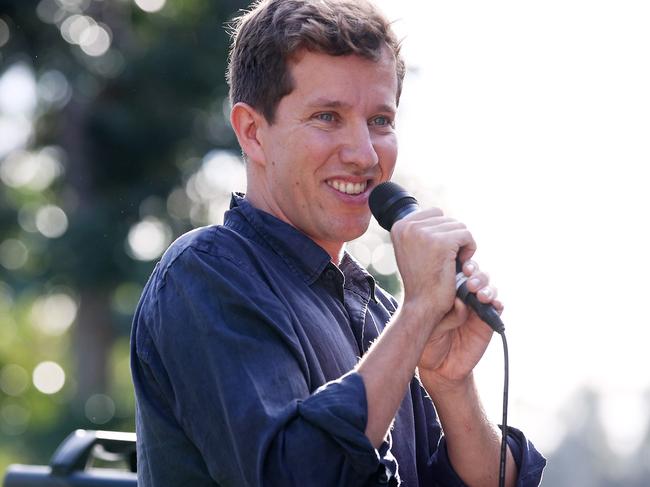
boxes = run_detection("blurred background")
[0,0,648,485]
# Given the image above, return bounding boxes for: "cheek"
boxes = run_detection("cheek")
[290,134,340,186]
[305,132,339,163]
[376,136,398,176]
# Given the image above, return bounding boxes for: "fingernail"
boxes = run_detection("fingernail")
[469,278,481,288]
[465,262,476,273]
[479,288,492,298]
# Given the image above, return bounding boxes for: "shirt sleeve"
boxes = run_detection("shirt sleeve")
[428,426,547,486]
[133,246,394,486]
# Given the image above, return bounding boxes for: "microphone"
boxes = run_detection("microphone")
[369,181,505,334]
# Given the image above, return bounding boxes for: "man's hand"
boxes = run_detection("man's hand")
[418,260,503,390]
[390,208,477,327]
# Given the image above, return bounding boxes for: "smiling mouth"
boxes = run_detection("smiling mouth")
[326,179,368,195]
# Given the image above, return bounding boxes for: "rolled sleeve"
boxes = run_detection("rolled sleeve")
[428,427,546,487]
[298,372,399,484]
[505,426,547,487]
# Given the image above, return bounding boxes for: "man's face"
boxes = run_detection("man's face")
[251,48,398,258]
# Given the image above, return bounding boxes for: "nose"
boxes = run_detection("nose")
[339,121,379,169]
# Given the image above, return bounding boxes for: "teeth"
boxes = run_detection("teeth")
[327,179,367,195]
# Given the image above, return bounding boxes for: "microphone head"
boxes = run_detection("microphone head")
[369,181,419,231]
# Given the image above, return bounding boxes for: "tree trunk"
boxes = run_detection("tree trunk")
[73,289,113,405]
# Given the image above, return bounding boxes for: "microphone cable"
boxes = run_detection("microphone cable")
[498,330,509,487]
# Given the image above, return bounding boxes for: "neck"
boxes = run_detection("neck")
[324,243,346,266]
[245,188,346,266]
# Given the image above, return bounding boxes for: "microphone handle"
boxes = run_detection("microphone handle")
[455,261,505,333]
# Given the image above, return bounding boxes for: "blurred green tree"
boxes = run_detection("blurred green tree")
[0,0,249,470]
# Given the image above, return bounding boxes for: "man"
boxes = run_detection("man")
[131,0,546,485]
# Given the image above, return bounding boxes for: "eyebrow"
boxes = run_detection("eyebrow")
[306,98,396,114]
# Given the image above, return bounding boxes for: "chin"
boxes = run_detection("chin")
[335,218,371,243]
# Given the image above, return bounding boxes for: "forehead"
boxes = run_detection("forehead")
[285,48,399,108]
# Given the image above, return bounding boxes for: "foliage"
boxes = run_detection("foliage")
[0,0,249,472]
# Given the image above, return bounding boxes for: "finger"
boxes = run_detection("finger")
[401,207,444,222]
[462,259,478,275]
[491,299,504,314]
[457,238,477,264]
[393,221,474,251]
[391,215,460,237]
[476,285,498,303]
[400,215,464,232]
[402,214,476,260]
[424,221,468,234]
[465,271,491,293]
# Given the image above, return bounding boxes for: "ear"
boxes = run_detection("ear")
[230,102,268,166]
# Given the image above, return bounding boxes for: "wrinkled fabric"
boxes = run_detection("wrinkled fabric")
[131,194,546,486]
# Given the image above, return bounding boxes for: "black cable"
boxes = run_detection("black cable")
[498,331,509,487]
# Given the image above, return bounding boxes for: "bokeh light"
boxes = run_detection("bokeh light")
[38,70,72,108]
[0,364,29,397]
[17,204,40,233]
[79,23,111,57]
[60,14,90,44]
[346,241,372,269]
[0,64,36,158]
[348,230,384,269]
[32,361,66,395]
[184,150,246,226]
[30,292,78,336]
[84,393,115,425]
[0,238,29,270]
[134,0,167,14]
[0,118,32,160]
[36,0,67,24]
[0,63,37,116]
[57,0,91,13]
[188,150,245,200]
[35,204,68,238]
[0,147,64,191]
[59,14,111,57]
[370,243,398,276]
[126,216,172,261]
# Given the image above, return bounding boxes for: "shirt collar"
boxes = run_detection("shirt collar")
[225,193,332,285]
[340,252,377,303]
[225,194,378,302]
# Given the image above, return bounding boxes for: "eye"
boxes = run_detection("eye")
[370,115,394,128]
[315,112,336,122]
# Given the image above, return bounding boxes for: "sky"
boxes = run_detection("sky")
[374,0,650,455]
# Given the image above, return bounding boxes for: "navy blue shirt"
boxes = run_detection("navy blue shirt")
[131,194,546,486]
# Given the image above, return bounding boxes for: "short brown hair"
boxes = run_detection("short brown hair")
[227,0,405,123]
